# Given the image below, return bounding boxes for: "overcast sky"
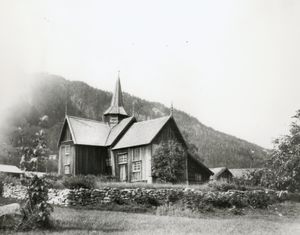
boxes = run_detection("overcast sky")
[0,0,300,148]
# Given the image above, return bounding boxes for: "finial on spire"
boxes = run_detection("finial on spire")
[118,70,120,79]
[65,101,68,116]
[170,102,174,117]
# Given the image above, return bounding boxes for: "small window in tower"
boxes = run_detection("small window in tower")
[110,117,118,125]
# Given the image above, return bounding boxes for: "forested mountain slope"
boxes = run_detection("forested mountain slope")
[1,73,267,168]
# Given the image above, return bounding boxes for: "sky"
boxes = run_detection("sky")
[0,0,300,148]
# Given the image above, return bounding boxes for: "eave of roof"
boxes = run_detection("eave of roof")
[188,153,214,176]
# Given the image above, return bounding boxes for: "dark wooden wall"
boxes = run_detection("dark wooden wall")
[187,155,211,184]
[75,145,109,175]
[217,170,233,181]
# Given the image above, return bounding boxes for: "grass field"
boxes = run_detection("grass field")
[4,202,299,235]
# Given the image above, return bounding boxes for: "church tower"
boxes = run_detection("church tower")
[103,73,129,126]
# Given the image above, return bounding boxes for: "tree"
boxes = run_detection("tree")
[262,110,300,192]
[18,116,50,172]
[245,110,300,192]
[152,140,187,183]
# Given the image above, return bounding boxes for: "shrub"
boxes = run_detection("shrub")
[208,180,246,192]
[62,175,96,189]
[3,175,22,186]
[152,140,187,183]
[0,180,3,197]
[134,194,160,207]
[16,176,53,231]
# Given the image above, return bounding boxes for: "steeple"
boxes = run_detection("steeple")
[103,72,129,125]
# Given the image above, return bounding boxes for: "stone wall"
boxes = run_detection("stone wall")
[3,184,288,209]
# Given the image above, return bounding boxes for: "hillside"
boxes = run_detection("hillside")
[1,73,267,168]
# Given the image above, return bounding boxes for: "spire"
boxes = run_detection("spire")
[104,72,128,117]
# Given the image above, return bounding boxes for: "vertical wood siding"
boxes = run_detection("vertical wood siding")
[187,155,211,183]
[75,145,109,175]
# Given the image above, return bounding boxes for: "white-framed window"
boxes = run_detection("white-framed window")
[132,161,141,172]
[65,145,70,155]
[132,147,142,162]
[110,117,118,125]
[118,153,128,164]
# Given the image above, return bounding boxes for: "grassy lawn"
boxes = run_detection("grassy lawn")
[4,202,299,235]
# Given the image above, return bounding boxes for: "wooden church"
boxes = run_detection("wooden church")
[57,76,213,183]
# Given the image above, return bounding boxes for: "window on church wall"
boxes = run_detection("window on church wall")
[105,158,111,167]
[110,117,118,125]
[132,147,142,181]
[132,161,142,181]
[132,147,142,162]
[118,153,128,164]
[65,145,70,155]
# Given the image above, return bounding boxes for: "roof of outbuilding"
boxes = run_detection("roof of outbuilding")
[0,164,23,174]
[230,168,260,179]
[112,116,171,150]
[210,167,232,179]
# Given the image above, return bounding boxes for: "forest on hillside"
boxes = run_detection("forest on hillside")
[0,73,268,170]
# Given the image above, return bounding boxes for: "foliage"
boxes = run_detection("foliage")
[16,176,53,231]
[237,110,300,192]
[152,140,187,183]
[208,180,247,192]
[0,174,4,196]
[62,175,96,189]
[263,112,300,192]
[19,127,50,172]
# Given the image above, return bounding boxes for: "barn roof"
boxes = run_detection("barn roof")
[0,164,23,174]
[112,116,171,150]
[230,168,259,179]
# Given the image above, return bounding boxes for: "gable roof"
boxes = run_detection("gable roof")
[210,167,232,179]
[58,115,135,147]
[105,116,136,146]
[0,164,23,174]
[66,115,110,146]
[112,116,172,150]
[230,168,260,179]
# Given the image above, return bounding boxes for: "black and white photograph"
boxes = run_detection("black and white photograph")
[0,1,299,234]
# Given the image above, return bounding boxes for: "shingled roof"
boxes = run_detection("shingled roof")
[112,116,171,150]
[66,116,110,146]
[61,115,135,147]
[210,167,232,179]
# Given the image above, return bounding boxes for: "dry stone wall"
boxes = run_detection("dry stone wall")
[3,184,288,209]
